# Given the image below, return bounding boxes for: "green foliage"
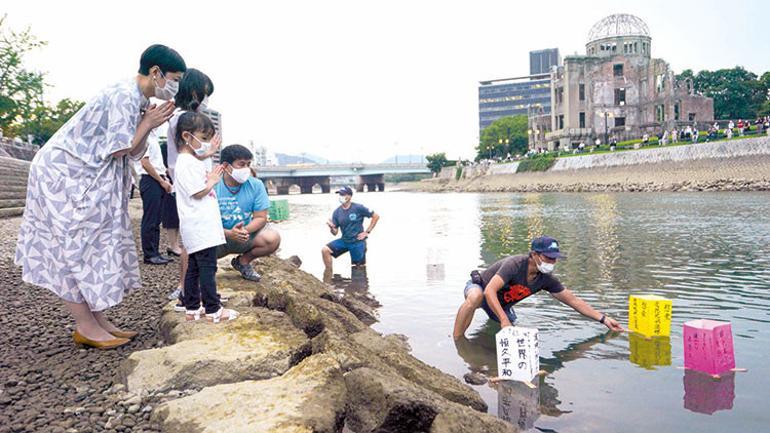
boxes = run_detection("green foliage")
[677,67,769,120]
[0,15,84,144]
[516,153,556,173]
[757,100,770,117]
[477,115,529,160]
[425,152,448,174]
[14,98,85,144]
[0,14,47,136]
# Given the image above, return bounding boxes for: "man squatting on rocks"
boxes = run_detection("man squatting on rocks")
[214,144,281,281]
[453,236,624,339]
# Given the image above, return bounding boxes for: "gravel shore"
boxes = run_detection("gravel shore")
[0,200,179,433]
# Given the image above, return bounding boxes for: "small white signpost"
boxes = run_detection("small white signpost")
[496,326,539,383]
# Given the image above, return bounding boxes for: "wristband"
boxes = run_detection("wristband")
[599,314,606,324]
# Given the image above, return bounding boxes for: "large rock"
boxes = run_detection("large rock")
[310,329,487,413]
[152,354,346,433]
[123,308,309,395]
[345,368,516,433]
[351,329,488,412]
[249,260,369,336]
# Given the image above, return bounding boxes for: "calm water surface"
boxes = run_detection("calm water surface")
[274,191,770,433]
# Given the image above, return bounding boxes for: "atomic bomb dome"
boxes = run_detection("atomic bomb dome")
[588,14,650,43]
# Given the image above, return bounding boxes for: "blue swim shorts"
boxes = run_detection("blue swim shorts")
[463,280,517,323]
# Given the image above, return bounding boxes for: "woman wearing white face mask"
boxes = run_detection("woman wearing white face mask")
[14,44,186,349]
[453,236,625,339]
[212,145,281,282]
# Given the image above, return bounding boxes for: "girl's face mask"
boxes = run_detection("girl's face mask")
[190,135,211,156]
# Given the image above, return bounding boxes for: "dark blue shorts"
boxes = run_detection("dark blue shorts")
[463,280,517,323]
[327,239,367,265]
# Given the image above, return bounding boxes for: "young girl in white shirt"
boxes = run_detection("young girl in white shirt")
[174,111,237,322]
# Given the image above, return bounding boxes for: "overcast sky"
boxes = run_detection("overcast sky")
[5,0,769,162]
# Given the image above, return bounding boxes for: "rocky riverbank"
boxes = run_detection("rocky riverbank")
[122,254,515,433]
[403,154,770,193]
[1,202,516,433]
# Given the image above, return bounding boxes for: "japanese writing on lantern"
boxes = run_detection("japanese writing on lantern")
[497,327,539,382]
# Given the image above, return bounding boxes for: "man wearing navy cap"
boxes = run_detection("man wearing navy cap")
[453,236,623,338]
[322,186,380,271]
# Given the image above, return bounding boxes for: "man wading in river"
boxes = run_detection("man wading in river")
[322,186,380,272]
[453,236,624,338]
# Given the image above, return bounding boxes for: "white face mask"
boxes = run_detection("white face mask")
[153,70,179,100]
[190,135,211,156]
[200,96,210,110]
[338,196,348,204]
[536,255,555,274]
[230,167,251,184]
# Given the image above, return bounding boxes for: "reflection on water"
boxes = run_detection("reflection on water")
[454,322,627,422]
[683,370,735,415]
[586,194,620,283]
[275,191,770,432]
[628,333,672,370]
[497,380,540,430]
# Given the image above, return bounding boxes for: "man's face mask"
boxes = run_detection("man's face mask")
[230,167,251,184]
[536,254,555,274]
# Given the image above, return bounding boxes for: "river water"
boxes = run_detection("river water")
[274,191,770,433]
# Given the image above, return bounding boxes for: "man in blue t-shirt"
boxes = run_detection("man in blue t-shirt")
[214,144,281,282]
[322,186,380,271]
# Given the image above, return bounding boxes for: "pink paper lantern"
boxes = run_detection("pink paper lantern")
[683,319,735,376]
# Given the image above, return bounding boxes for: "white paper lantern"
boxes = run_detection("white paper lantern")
[496,326,539,382]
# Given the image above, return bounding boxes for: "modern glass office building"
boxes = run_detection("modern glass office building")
[478,75,551,132]
[530,48,560,75]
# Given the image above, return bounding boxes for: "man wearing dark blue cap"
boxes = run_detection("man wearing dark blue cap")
[322,186,380,271]
[453,236,623,338]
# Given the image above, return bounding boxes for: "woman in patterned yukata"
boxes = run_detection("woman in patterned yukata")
[14,44,186,349]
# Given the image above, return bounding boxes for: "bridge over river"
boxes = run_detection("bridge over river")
[256,163,429,194]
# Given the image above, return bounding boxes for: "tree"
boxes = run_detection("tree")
[0,16,85,145]
[476,115,528,161]
[0,14,47,136]
[15,98,85,144]
[678,67,769,120]
[425,152,448,175]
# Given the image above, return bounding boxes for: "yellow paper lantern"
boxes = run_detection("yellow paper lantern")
[629,295,672,337]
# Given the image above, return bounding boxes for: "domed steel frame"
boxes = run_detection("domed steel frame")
[587,14,650,43]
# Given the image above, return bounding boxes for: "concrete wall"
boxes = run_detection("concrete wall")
[0,139,37,161]
[551,136,770,171]
[437,162,521,180]
[438,166,456,179]
[488,162,520,174]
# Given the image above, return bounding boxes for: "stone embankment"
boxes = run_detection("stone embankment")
[417,137,770,193]
[118,256,516,433]
[0,157,30,219]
